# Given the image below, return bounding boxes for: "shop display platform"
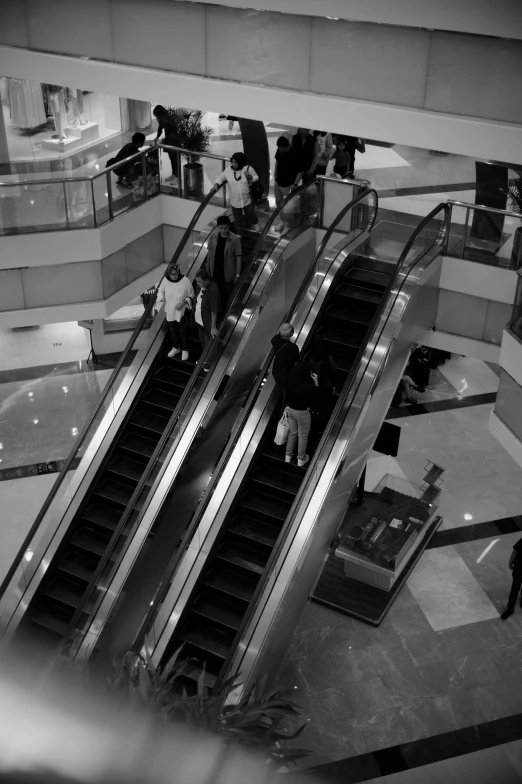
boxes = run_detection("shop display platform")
[41,122,99,153]
[311,514,442,626]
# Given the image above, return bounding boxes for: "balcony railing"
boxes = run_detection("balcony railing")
[0,143,229,236]
[446,199,522,270]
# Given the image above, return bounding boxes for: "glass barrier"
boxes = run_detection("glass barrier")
[62,178,323,660]
[495,368,522,443]
[509,272,522,341]
[446,200,522,269]
[215,204,449,689]
[0,190,225,635]
[0,145,228,235]
[134,187,377,661]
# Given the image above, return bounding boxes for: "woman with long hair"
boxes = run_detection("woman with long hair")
[210,152,261,234]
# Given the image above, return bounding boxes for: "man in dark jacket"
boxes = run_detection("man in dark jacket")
[271,322,300,411]
[291,128,318,184]
[106,132,145,186]
[194,268,221,370]
[206,216,242,308]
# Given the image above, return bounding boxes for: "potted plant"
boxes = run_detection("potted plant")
[164,107,213,198]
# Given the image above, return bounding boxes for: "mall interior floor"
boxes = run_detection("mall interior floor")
[279,355,522,782]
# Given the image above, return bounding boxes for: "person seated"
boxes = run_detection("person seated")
[106,132,145,186]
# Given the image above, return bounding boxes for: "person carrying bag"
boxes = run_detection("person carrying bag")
[274,407,290,446]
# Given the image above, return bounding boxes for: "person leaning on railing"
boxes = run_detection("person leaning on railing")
[105,132,145,187]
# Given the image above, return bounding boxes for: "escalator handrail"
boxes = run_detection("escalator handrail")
[61,179,323,654]
[134,187,378,658]
[225,203,451,687]
[0,188,222,603]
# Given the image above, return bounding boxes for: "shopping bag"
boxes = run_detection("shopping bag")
[274,408,290,445]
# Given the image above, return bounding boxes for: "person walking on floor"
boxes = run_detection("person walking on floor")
[271,323,300,413]
[284,362,319,468]
[193,268,221,371]
[273,136,303,232]
[156,263,194,361]
[106,132,145,187]
[206,215,242,308]
[330,138,352,180]
[313,131,334,176]
[501,537,522,620]
[291,128,318,184]
[210,152,261,235]
[153,105,181,186]
[343,136,366,178]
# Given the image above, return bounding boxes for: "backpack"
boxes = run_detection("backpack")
[245,166,265,204]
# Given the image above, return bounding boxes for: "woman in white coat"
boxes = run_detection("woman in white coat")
[156,263,194,360]
[211,152,261,234]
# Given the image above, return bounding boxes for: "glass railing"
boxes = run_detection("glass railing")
[134,187,378,663]
[446,199,522,269]
[509,270,522,341]
[220,204,450,690]
[0,189,225,633]
[0,144,229,236]
[60,177,324,661]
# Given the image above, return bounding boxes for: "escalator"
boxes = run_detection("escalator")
[154,225,395,687]
[10,233,259,659]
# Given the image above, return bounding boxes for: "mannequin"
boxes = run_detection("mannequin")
[68,87,87,127]
[47,86,69,141]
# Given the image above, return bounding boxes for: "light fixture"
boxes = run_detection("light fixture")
[30,200,34,205]
[0,443,3,449]
[33,419,39,424]
[71,427,78,436]
[62,386,68,393]
[464,513,472,521]
[24,550,33,562]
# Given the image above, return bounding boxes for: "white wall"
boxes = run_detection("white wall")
[490,411,522,470]
[499,329,522,388]
[422,329,501,363]
[439,257,518,305]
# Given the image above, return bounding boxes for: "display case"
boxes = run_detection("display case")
[336,472,441,591]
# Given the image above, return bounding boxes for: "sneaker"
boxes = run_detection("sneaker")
[181,350,189,361]
[168,347,180,358]
[285,455,292,463]
[252,223,262,233]
[501,609,514,620]
[298,455,309,468]
[203,363,210,373]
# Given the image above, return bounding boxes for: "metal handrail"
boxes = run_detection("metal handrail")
[135,186,377,660]
[0,187,219,603]
[61,178,320,655]
[227,203,450,690]
[447,199,522,220]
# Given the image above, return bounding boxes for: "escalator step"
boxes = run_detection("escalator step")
[82,502,121,533]
[348,268,391,291]
[217,541,268,575]
[179,621,233,659]
[203,567,258,602]
[337,283,382,306]
[316,326,364,349]
[153,366,192,391]
[95,478,134,509]
[71,528,109,558]
[56,551,99,583]
[120,433,157,461]
[30,607,70,638]
[354,258,395,276]
[107,455,143,484]
[238,488,291,523]
[43,577,85,610]
[325,303,374,327]
[192,593,244,631]
[250,464,301,497]
[142,388,179,413]
[131,410,169,436]
[229,516,280,550]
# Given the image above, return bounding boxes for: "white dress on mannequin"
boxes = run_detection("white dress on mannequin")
[8,79,46,128]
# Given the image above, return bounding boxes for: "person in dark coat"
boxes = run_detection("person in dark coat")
[271,322,300,412]
[153,105,181,184]
[284,362,320,468]
[106,132,145,186]
[343,136,365,178]
[205,215,242,309]
[407,346,431,390]
[291,128,318,184]
[303,336,338,429]
[194,269,221,370]
[501,537,522,619]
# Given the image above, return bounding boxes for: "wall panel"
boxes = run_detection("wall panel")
[0,269,25,311]
[205,6,312,91]
[311,19,430,108]
[25,0,113,60]
[436,289,488,341]
[495,369,522,442]
[483,301,511,345]
[111,0,206,76]
[0,1,29,47]
[22,261,103,307]
[426,32,522,125]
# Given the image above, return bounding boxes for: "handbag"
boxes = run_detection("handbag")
[245,166,265,204]
[274,407,290,446]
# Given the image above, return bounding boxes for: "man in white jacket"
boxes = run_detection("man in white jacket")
[156,263,194,360]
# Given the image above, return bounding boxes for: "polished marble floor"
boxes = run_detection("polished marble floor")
[280,354,522,774]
